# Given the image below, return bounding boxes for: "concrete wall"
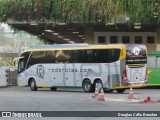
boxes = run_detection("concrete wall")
[94,32,157,53]
[84,26,94,44]
[157,44,160,51]
[157,27,160,51]
[157,27,160,44]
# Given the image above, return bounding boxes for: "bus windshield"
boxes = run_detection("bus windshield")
[18,52,30,74]
[126,45,147,64]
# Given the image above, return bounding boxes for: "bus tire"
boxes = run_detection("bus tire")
[116,89,125,93]
[50,87,57,91]
[30,79,37,91]
[82,79,93,92]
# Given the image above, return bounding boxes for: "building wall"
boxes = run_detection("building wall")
[94,32,157,53]
[84,26,94,44]
[157,27,160,51]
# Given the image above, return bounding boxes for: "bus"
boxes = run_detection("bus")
[17,44,147,93]
[147,51,160,86]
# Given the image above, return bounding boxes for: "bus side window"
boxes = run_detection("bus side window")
[95,49,108,63]
[83,50,94,63]
[109,49,120,62]
[94,49,120,63]
[44,51,56,63]
[55,50,70,63]
[70,50,83,63]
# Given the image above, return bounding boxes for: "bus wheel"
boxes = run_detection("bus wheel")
[116,89,125,93]
[82,79,93,92]
[50,87,57,91]
[104,89,114,93]
[30,79,37,91]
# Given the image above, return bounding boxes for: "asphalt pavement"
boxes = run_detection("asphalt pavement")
[0,86,160,119]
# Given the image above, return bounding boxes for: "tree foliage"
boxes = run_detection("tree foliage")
[0,0,160,24]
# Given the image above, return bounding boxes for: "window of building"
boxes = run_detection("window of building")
[122,36,130,43]
[147,36,154,43]
[135,36,142,43]
[110,36,118,43]
[98,36,106,43]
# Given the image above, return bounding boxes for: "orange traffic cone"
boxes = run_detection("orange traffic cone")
[98,89,105,101]
[92,86,99,98]
[139,96,151,103]
[147,96,151,103]
[128,86,135,99]
[144,96,151,103]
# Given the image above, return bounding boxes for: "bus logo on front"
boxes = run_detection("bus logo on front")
[132,47,141,55]
[37,65,45,79]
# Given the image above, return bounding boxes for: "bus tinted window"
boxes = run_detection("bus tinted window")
[83,49,120,63]
[55,50,70,63]
[25,49,121,66]
[94,49,120,63]
[69,50,83,63]
[62,49,120,63]
[83,50,94,63]
[44,51,56,63]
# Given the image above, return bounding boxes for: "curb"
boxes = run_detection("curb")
[104,97,157,103]
[104,98,141,103]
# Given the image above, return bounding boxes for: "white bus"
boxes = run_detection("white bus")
[17,44,147,93]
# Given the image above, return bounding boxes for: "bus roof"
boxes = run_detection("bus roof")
[29,43,89,49]
[148,51,160,56]
[22,44,126,53]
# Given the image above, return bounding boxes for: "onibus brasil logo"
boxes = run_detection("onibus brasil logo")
[37,65,45,79]
[132,47,141,55]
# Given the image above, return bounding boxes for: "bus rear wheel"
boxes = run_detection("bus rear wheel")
[30,79,37,91]
[116,89,125,93]
[82,79,93,92]
[50,87,57,91]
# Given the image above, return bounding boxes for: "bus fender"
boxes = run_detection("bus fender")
[82,78,94,85]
